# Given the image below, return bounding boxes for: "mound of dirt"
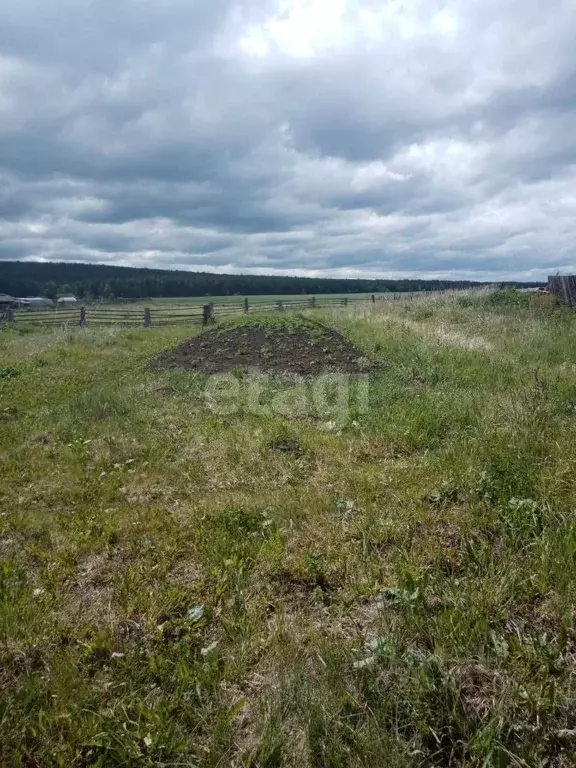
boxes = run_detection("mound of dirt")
[148,317,373,376]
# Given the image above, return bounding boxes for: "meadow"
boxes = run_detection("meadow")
[138,293,396,306]
[2,290,576,766]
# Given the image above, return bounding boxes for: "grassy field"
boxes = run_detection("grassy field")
[2,290,576,766]
[149,293,395,306]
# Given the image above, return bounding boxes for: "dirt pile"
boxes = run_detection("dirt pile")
[148,316,373,376]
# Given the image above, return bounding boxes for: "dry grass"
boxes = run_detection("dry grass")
[2,290,576,766]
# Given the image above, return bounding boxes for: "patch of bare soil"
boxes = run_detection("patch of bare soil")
[148,317,374,376]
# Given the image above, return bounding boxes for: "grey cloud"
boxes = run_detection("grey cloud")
[0,0,244,77]
[1,0,576,280]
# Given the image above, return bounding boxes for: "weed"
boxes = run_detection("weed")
[2,297,576,765]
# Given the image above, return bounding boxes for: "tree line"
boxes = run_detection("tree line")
[0,260,543,300]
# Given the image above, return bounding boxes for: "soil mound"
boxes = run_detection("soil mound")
[148,316,373,376]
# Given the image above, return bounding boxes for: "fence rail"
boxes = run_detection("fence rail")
[1,292,434,328]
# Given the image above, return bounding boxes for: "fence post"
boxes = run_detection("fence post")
[79,306,86,327]
[244,297,249,314]
[310,296,317,308]
[371,294,375,304]
[203,304,213,325]
[7,308,14,322]
[344,297,348,307]
[277,301,283,311]
[144,307,151,328]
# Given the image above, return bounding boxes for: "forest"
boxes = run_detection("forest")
[0,260,542,299]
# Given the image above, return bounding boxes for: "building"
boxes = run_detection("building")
[57,296,78,306]
[0,293,14,308]
[17,297,55,308]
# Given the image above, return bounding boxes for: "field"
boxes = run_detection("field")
[139,293,396,306]
[6,292,433,330]
[2,290,576,766]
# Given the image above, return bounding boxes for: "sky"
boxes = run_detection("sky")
[1,0,575,282]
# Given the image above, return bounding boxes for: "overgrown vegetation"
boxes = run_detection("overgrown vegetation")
[1,291,576,766]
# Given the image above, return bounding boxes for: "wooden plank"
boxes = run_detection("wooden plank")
[548,275,576,306]
[568,276,576,307]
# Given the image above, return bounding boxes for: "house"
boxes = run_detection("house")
[17,297,55,308]
[0,293,14,308]
[57,296,78,306]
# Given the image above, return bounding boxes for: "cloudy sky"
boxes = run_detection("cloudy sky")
[1,0,575,281]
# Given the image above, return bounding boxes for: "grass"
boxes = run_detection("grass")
[2,291,576,766]
[212,312,332,339]
[149,293,396,306]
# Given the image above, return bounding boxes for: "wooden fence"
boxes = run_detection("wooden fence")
[548,276,576,307]
[0,293,428,328]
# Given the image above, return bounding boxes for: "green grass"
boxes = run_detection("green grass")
[148,292,395,306]
[212,311,331,337]
[2,292,576,766]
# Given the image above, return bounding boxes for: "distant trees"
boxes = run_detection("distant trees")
[0,260,543,300]
[42,281,58,301]
[102,283,115,301]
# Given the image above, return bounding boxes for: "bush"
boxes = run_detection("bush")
[487,288,531,309]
